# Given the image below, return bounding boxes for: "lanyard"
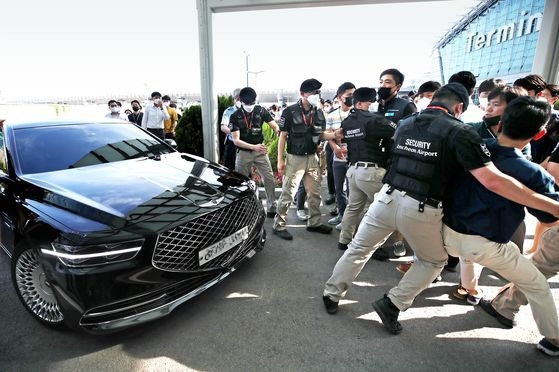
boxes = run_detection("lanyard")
[426,105,449,114]
[242,110,253,129]
[301,109,314,126]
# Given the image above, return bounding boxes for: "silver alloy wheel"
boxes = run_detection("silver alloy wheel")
[15,249,64,324]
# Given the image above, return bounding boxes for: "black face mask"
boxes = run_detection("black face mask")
[344,97,353,107]
[483,115,501,127]
[132,106,140,112]
[377,87,393,100]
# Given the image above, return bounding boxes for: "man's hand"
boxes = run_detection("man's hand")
[277,158,285,175]
[253,144,268,154]
[334,128,344,140]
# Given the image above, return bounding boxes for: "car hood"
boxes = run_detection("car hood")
[21,153,253,232]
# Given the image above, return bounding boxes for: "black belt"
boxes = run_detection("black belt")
[237,148,253,152]
[386,185,442,212]
[350,161,380,168]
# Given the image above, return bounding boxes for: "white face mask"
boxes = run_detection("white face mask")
[243,104,255,113]
[415,97,431,112]
[306,94,320,107]
[235,100,242,108]
[110,107,120,113]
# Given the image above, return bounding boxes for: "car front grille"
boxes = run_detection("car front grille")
[152,195,262,272]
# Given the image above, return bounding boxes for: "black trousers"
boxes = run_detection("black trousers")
[325,145,335,196]
[147,128,165,141]
[223,139,237,170]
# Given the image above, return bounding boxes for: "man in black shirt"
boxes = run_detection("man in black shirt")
[272,78,340,240]
[230,87,279,218]
[336,87,396,251]
[374,68,417,260]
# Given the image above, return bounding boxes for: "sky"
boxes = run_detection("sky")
[0,0,481,101]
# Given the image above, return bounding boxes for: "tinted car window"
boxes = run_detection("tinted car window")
[13,123,174,174]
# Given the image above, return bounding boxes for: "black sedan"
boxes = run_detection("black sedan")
[0,119,266,333]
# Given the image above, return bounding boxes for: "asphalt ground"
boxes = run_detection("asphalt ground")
[0,184,558,371]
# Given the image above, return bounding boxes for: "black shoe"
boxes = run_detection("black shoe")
[273,228,293,240]
[372,295,402,334]
[307,224,333,234]
[338,242,348,251]
[443,264,458,272]
[323,295,338,314]
[266,211,276,218]
[329,207,339,216]
[325,196,336,205]
[372,248,389,261]
[479,298,515,328]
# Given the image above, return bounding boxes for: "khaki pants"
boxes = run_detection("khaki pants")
[273,153,322,229]
[339,165,386,244]
[236,150,276,212]
[325,184,447,310]
[443,225,559,339]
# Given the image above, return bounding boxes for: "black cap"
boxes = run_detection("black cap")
[239,87,257,104]
[353,87,377,103]
[300,78,322,93]
[440,83,469,110]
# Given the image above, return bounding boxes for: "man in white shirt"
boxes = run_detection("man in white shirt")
[141,91,170,140]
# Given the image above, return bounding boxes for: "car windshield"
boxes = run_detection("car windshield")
[13,122,175,174]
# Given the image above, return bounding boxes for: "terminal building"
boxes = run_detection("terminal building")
[435,0,558,85]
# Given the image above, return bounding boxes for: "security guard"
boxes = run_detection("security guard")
[273,78,340,240]
[230,87,279,218]
[337,87,396,251]
[322,83,559,335]
[377,68,417,126]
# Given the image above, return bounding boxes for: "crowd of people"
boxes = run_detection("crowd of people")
[104,91,181,141]
[219,69,559,357]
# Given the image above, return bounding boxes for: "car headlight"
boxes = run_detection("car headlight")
[42,239,145,267]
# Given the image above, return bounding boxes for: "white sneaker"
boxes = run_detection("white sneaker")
[335,222,342,231]
[328,215,342,225]
[296,209,309,221]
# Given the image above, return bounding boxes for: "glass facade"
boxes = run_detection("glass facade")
[437,0,545,83]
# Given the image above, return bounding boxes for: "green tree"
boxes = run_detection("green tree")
[176,105,203,156]
[175,96,232,159]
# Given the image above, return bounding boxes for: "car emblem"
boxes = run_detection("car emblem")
[197,196,224,207]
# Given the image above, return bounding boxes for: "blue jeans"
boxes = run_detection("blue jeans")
[332,161,348,216]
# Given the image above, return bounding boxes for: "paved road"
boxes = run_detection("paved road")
[1,198,558,371]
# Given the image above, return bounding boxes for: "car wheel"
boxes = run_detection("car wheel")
[12,247,65,328]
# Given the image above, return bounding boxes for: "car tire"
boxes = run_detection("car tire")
[11,245,65,328]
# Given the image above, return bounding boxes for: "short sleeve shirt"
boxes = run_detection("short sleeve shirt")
[230,106,274,145]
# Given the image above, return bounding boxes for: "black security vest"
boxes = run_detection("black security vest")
[343,110,393,167]
[286,105,325,155]
[231,106,266,145]
[385,110,461,200]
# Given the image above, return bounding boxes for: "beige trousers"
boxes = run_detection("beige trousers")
[443,225,559,339]
[325,184,447,310]
[273,153,322,230]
